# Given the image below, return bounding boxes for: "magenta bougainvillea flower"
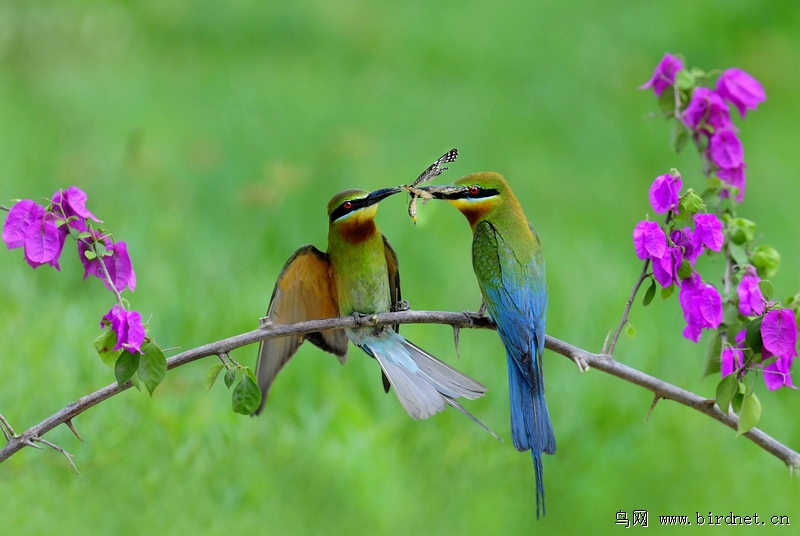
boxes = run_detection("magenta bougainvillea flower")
[709,130,744,170]
[648,173,682,214]
[670,228,702,266]
[692,213,724,252]
[760,309,797,391]
[679,271,723,343]
[717,165,747,202]
[652,246,683,288]
[80,239,137,293]
[52,186,101,232]
[737,266,765,316]
[633,220,667,260]
[716,68,766,118]
[101,304,145,354]
[682,87,733,131]
[640,53,684,97]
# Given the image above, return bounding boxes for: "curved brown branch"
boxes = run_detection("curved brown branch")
[1,310,798,471]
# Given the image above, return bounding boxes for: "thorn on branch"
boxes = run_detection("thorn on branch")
[66,419,83,442]
[0,414,16,442]
[647,394,662,421]
[34,437,80,475]
[452,326,461,359]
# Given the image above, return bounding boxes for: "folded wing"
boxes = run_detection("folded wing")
[253,244,349,415]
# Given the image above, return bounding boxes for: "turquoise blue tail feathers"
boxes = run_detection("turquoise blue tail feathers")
[351,327,500,440]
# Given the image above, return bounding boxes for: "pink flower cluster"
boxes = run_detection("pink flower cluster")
[642,54,766,202]
[3,186,144,353]
[722,309,797,391]
[634,174,725,342]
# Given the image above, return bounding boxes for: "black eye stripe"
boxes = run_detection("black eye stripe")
[449,187,500,200]
[330,198,369,222]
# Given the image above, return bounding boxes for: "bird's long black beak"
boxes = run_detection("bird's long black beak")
[417,185,470,200]
[365,187,403,206]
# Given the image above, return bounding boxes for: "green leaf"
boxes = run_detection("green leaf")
[758,280,774,303]
[625,323,636,339]
[224,367,237,389]
[677,258,693,279]
[84,250,97,260]
[702,331,722,379]
[95,242,108,257]
[745,315,764,354]
[642,278,656,307]
[206,363,226,391]
[232,368,262,415]
[731,391,744,415]
[138,340,167,396]
[715,373,738,413]
[660,284,675,300]
[657,87,676,114]
[736,392,762,437]
[727,243,749,268]
[94,329,122,368]
[115,350,141,387]
[675,69,696,91]
[129,370,141,392]
[751,245,780,279]
[670,120,689,153]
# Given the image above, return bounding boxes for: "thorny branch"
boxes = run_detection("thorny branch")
[1,310,798,471]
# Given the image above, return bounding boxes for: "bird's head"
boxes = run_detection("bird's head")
[421,172,509,228]
[326,187,401,243]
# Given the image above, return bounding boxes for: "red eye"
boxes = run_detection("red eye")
[468,185,480,196]
[343,201,353,209]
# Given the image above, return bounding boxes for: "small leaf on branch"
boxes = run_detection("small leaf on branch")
[224,367,237,389]
[702,331,722,379]
[206,363,226,391]
[727,243,749,269]
[731,391,744,415]
[115,350,141,387]
[715,373,738,413]
[677,258,693,279]
[84,250,97,260]
[745,315,764,354]
[661,284,675,300]
[643,279,656,306]
[94,328,122,368]
[625,323,636,339]
[758,280,774,303]
[670,120,689,153]
[657,87,677,114]
[138,340,167,396]
[736,392,762,437]
[232,367,262,415]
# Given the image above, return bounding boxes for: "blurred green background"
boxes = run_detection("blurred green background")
[1,1,798,534]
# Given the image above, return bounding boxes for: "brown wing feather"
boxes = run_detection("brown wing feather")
[253,244,348,415]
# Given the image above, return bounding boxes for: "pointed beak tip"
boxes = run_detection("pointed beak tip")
[367,187,403,204]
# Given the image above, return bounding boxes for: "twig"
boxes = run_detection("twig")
[605,259,651,355]
[1,310,798,471]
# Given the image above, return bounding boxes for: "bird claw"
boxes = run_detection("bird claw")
[258,317,274,329]
[352,311,378,326]
[391,300,410,312]
[573,355,590,373]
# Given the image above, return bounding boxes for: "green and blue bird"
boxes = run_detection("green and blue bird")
[422,172,554,517]
[253,187,494,432]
